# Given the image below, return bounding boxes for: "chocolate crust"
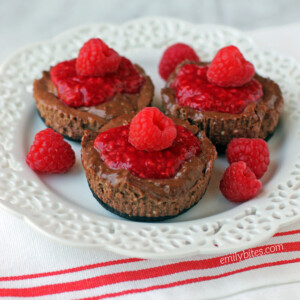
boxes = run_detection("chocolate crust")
[33,64,154,141]
[81,115,217,221]
[88,183,199,222]
[161,61,284,146]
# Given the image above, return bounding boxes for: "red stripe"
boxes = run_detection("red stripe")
[80,258,300,300]
[2,228,299,282]
[0,258,143,281]
[274,229,300,237]
[0,241,299,297]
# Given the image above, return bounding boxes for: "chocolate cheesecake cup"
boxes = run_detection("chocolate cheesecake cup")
[162,61,283,147]
[33,65,154,141]
[81,112,217,222]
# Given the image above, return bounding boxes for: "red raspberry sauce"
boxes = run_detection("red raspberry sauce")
[171,64,263,114]
[94,125,201,179]
[50,57,145,108]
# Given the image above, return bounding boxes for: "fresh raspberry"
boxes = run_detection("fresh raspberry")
[76,38,121,76]
[26,129,75,173]
[159,43,200,80]
[226,138,270,179]
[207,45,255,87]
[220,161,262,202]
[128,107,177,151]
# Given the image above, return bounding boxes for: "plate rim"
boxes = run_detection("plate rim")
[0,17,299,259]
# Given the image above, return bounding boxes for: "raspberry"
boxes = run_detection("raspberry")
[128,107,177,151]
[226,138,270,179]
[207,45,255,87]
[159,43,200,80]
[220,162,262,202]
[76,38,121,76]
[26,129,75,173]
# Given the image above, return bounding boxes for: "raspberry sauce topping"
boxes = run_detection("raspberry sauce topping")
[94,124,201,179]
[50,57,145,108]
[171,64,263,114]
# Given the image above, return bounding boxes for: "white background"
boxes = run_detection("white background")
[1,0,300,63]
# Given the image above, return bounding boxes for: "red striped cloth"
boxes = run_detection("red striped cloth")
[0,206,300,299]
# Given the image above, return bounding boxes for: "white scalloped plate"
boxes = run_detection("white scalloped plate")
[0,17,300,259]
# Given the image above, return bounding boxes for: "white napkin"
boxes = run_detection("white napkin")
[0,209,300,300]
